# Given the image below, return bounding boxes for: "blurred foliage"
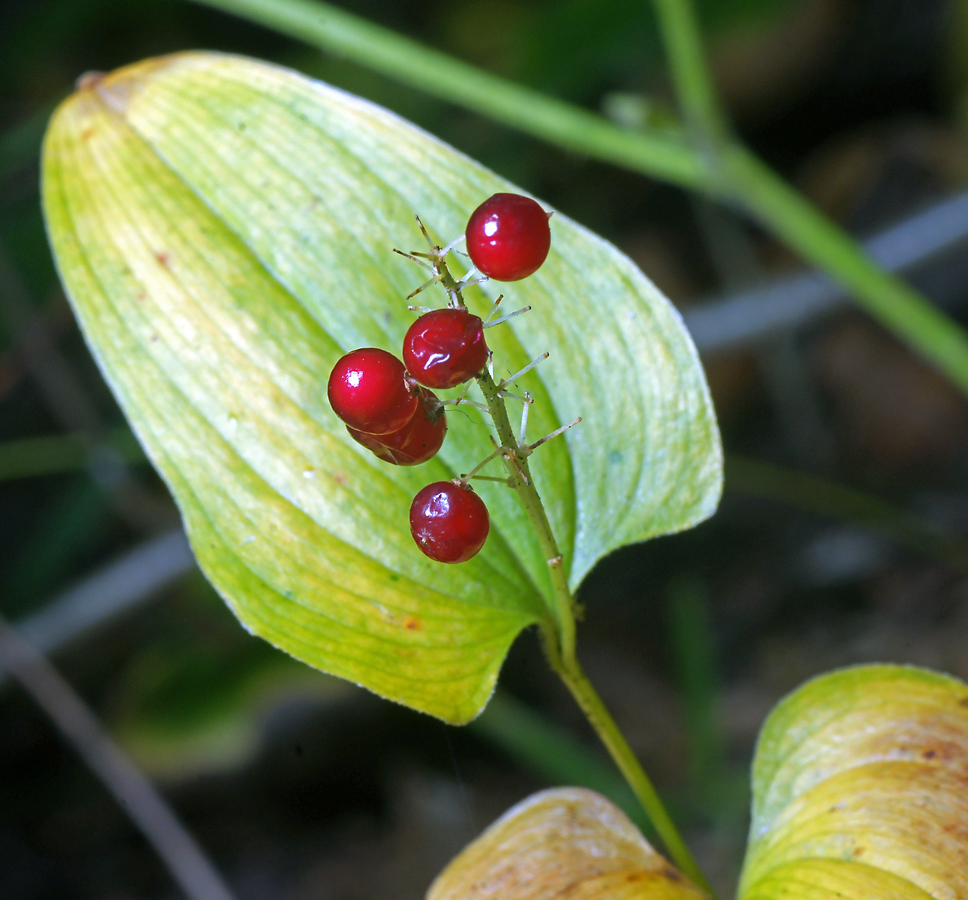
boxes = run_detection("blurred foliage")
[109,580,350,782]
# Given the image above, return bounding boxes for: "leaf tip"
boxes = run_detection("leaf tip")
[72,53,196,117]
[75,70,108,92]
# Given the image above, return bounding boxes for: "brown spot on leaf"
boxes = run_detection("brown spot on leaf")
[332,472,347,486]
[661,867,682,882]
[959,696,968,707]
[923,749,937,760]
[155,251,170,268]
[83,54,188,115]
[81,127,95,142]
[403,616,421,631]
[76,71,106,92]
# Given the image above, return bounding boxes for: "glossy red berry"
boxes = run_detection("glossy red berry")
[403,308,489,389]
[465,192,551,282]
[410,481,489,564]
[347,392,447,466]
[328,348,418,435]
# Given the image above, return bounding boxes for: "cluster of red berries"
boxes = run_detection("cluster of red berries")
[328,193,552,564]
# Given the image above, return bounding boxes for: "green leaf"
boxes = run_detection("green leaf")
[426,787,711,900]
[739,664,968,900]
[41,52,721,723]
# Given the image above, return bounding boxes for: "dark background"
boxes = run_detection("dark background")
[2,0,968,897]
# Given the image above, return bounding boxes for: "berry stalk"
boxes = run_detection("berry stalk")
[434,248,713,895]
[475,365,576,661]
[432,256,575,660]
[548,645,716,896]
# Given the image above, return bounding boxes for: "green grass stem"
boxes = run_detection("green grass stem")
[726,455,968,573]
[0,429,143,482]
[650,0,729,147]
[471,691,650,837]
[724,147,968,394]
[189,0,968,400]
[550,649,715,895]
[667,574,726,805]
[188,0,706,189]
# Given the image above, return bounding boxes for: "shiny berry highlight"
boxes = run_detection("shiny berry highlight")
[328,348,418,435]
[465,193,551,282]
[410,481,489,563]
[403,308,488,389]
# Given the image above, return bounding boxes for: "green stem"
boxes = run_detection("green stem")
[651,0,729,146]
[647,0,968,391]
[549,644,715,896]
[0,428,144,482]
[189,0,968,400]
[478,370,576,659]
[723,146,968,394]
[649,0,968,391]
[189,0,705,190]
[725,455,968,573]
[431,254,710,892]
[471,692,646,834]
[434,257,576,655]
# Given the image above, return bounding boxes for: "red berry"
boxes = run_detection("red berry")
[410,481,489,564]
[403,308,489,389]
[347,392,447,466]
[328,348,418,435]
[465,193,551,282]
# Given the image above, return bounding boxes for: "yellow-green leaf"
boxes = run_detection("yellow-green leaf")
[41,52,721,723]
[739,664,968,900]
[427,787,710,900]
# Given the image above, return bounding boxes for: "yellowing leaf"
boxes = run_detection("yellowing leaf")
[42,53,720,722]
[739,665,968,900]
[426,787,710,900]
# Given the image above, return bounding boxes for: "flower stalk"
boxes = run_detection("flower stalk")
[423,242,714,897]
